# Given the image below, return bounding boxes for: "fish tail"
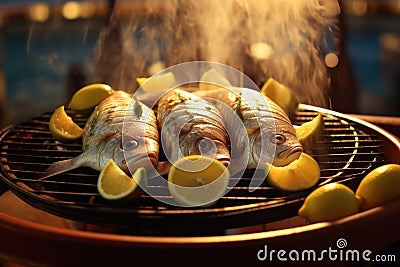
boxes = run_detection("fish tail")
[38,157,83,180]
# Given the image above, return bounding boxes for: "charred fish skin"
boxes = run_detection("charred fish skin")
[40,91,159,179]
[193,88,302,168]
[157,89,230,166]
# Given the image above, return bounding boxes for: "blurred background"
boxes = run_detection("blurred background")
[0,0,399,128]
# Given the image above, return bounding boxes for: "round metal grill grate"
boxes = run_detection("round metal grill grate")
[0,104,385,233]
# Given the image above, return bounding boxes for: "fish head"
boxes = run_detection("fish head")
[99,130,159,175]
[271,131,303,166]
[181,132,231,167]
[122,105,159,175]
[251,129,303,168]
[121,133,159,174]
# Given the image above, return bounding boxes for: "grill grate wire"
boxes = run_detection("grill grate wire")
[0,107,385,232]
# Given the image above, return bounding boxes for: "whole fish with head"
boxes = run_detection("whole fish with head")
[194,87,303,168]
[41,91,159,179]
[157,88,230,166]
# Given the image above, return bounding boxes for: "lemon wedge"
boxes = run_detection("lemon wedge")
[356,164,400,210]
[136,77,148,87]
[97,159,146,201]
[261,77,298,118]
[296,113,325,148]
[298,183,362,223]
[168,155,230,207]
[199,68,232,91]
[68,84,115,112]
[49,106,83,143]
[265,153,320,191]
[136,72,175,93]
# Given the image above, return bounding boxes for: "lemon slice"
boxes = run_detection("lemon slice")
[261,77,298,118]
[295,113,325,148]
[136,72,175,93]
[199,68,232,91]
[265,153,320,191]
[298,183,362,223]
[356,164,400,210]
[168,155,230,207]
[97,159,146,201]
[136,77,148,87]
[68,84,115,111]
[49,105,83,143]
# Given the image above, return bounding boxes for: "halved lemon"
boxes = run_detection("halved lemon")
[199,68,232,91]
[97,159,146,201]
[49,105,83,143]
[265,152,320,191]
[68,83,115,112]
[168,155,230,207]
[136,72,175,93]
[295,113,325,148]
[261,77,298,118]
[299,183,362,223]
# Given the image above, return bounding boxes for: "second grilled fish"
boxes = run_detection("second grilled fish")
[157,89,230,166]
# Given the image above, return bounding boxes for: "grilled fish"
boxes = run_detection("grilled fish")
[157,89,230,166]
[41,91,159,179]
[194,87,303,168]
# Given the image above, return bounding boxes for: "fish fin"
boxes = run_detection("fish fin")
[232,96,243,121]
[38,157,82,180]
[132,97,143,117]
[38,149,97,180]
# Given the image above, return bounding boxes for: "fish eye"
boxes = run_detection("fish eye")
[197,138,215,153]
[273,134,286,144]
[123,139,138,150]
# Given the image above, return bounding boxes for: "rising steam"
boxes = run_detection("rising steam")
[93,0,336,107]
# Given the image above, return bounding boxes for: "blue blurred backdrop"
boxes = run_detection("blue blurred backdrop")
[0,0,399,128]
